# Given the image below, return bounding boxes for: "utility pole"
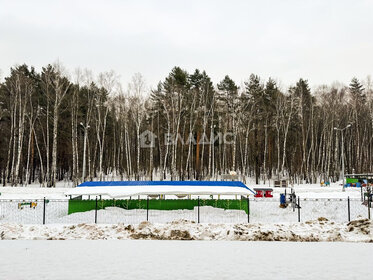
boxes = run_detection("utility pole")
[80,122,90,182]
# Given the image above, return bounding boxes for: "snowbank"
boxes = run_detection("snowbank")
[1,219,372,242]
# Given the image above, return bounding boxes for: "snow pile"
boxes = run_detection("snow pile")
[1,219,372,242]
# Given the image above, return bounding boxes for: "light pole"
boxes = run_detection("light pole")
[80,122,90,182]
[334,124,352,192]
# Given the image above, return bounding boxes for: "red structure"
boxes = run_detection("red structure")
[264,190,273,198]
[254,190,263,198]
[254,188,273,198]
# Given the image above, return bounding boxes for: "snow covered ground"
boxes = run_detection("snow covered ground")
[1,219,372,242]
[0,240,372,280]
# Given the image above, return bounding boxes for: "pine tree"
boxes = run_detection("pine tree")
[349,77,365,104]
[217,75,239,173]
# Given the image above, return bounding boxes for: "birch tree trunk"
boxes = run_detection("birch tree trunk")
[14,82,28,186]
[50,71,70,187]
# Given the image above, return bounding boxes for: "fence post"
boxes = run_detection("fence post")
[95,196,98,224]
[146,197,149,222]
[197,196,200,223]
[368,192,371,220]
[43,197,46,225]
[292,191,295,212]
[297,197,301,222]
[247,196,250,223]
[347,196,350,222]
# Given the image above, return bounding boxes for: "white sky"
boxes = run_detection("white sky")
[0,0,372,90]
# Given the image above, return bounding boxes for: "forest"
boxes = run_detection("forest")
[0,63,372,187]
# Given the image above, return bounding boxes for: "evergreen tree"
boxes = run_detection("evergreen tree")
[349,77,365,104]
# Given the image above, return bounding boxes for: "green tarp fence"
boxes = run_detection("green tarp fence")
[346,178,359,184]
[68,199,249,215]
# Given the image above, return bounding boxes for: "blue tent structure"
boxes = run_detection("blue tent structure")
[66,181,255,198]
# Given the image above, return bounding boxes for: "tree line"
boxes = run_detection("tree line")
[0,63,372,187]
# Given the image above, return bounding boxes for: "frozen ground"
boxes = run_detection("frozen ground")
[0,240,372,280]
[1,219,372,242]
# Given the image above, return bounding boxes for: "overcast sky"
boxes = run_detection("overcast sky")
[1,0,372,90]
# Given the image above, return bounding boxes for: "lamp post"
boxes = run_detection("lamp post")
[80,122,90,182]
[334,124,352,192]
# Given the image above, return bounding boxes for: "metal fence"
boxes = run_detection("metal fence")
[0,197,371,225]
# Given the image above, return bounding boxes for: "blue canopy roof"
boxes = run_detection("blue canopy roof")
[78,180,250,189]
[67,181,255,197]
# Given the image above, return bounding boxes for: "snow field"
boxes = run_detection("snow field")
[0,241,372,280]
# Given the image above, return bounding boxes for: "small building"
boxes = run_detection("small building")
[253,188,273,198]
[274,179,288,188]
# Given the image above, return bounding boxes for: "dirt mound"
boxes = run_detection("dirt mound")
[169,229,193,240]
[346,219,371,235]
